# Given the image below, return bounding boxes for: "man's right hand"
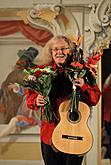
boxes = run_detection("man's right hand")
[36,94,45,106]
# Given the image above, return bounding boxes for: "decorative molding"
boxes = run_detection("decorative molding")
[17,9,29,24]
[0,5,81,38]
[1,2,110,52]
[0,125,40,142]
[0,9,23,20]
[85,0,111,52]
[0,37,34,45]
[19,4,80,36]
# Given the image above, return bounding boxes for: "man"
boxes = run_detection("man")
[102,74,111,162]
[26,36,101,165]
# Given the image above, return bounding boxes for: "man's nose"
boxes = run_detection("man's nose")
[57,49,62,54]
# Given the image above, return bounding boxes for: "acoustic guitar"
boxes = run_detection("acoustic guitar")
[51,82,93,155]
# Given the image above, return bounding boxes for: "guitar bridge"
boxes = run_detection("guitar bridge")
[62,135,83,140]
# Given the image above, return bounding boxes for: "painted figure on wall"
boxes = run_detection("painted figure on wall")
[0,83,40,138]
[0,47,39,124]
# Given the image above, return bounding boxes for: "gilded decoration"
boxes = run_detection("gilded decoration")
[27,4,80,36]
[0,2,111,52]
[16,10,28,24]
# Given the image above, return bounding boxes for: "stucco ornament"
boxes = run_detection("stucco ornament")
[17,4,80,38]
[85,0,111,52]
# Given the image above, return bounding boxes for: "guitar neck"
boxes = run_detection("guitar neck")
[71,84,80,112]
[70,70,80,112]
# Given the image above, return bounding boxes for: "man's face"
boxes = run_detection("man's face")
[51,39,72,66]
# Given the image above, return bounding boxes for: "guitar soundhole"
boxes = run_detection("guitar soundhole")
[68,111,79,122]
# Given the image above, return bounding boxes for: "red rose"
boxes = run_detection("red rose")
[34,70,42,78]
[38,65,46,69]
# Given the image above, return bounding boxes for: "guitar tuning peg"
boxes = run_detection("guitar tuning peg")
[74,71,78,79]
[73,84,76,91]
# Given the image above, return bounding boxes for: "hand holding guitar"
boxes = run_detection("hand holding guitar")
[74,78,84,88]
[52,73,93,155]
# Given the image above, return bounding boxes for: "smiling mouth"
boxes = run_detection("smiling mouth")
[55,54,66,58]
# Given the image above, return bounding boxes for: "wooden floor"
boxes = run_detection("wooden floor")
[0,159,111,165]
[0,160,44,165]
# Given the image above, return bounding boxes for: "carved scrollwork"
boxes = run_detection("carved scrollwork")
[85,0,111,52]
[26,4,80,37]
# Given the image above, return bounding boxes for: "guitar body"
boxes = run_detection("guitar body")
[51,100,93,155]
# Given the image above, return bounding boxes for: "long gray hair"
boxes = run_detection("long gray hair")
[35,35,76,65]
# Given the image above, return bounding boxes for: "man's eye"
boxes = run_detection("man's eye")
[61,47,70,50]
[52,48,58,51]
[52,47,70,52]
[55,48,59,51]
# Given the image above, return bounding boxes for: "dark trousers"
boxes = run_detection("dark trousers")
[41,141,84,165]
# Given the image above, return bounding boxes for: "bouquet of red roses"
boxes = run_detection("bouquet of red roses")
[21,65,57,121]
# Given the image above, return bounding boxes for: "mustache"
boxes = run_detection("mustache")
[55,53,70,58]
